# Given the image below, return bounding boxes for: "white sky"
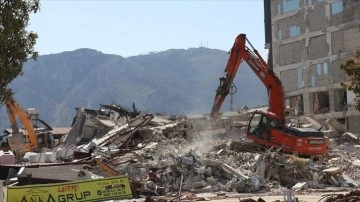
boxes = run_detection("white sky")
[29,0,268,58]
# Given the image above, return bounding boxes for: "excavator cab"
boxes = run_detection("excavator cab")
[247,111,279,143]
[36,132,55,149]
[246,111,329,155]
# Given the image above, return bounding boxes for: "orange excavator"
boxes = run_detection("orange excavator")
[211,33,328,156]
[5,98,55,154]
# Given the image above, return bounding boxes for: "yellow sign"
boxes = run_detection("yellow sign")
[7,176,133,202]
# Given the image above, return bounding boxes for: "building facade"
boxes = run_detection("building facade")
[266,0,360,132]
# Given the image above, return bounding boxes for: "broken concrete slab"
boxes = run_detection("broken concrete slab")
[93,115,117,128]
[0,150,15,164]
[17,163,91,185]
[325,118,348,134]
[337,144,358,153]
[352,159,360,167]
[342,173,360,187]
[343,132,359,140]
[149,116,174,126]
[323,130,339,138]
[221,163,249,180]
[292,182,308,191]
[323,167,342,175]
[63,106,86,144]
[303,116,324,131]
[93,124,131,146]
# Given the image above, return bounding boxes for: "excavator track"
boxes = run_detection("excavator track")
[229,141,271,153]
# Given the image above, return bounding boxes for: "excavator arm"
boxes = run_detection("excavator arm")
[210,35,245,119]
[210,34,285,125]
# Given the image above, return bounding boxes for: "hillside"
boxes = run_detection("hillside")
[0,48,267,129]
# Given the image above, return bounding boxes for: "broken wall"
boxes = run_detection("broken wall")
[344,26,360,52]
[332,27,360,54]
[309,35,329,60]
[278,40,306,66]
[309,4,326,32]
[331,59,347,83]
[280,68,298,92]
[331,30,344,54]
[348,115,360,133]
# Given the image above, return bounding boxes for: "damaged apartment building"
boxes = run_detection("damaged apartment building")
[264,0,360,132]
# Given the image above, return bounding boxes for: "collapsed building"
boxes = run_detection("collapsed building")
[0,102,359,201]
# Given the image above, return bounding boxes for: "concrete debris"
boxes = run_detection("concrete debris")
[325,118,348,134]
[322,190,360,202]
[292,182,308,191]
[342,173,360,187]
[323,167,342,175]
[17,163,92,185]
[353,159,360,167]
[303,116,323,131]
[1,103,360,200]
[0,150,15,164]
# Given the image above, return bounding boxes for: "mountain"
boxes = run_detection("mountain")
[0,48,267,129]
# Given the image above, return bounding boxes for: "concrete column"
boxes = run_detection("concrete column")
[328,89,335,112]
[303,92,311,115]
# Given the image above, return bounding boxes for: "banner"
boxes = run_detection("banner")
[7,176,133,202]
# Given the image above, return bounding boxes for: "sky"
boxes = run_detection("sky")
[29,0,268,58]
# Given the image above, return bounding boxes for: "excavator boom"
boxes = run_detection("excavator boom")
[210,34,246,119]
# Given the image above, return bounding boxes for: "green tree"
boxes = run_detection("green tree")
[0,0,40,103]
[340,50,360,111]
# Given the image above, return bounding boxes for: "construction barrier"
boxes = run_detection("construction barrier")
[7,176,132,202]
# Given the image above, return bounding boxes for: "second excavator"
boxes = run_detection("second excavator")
[5,98,55,154]
[211,33,328,156]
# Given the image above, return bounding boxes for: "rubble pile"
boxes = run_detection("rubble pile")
[1,103,360,199]
[322,190,360,202]
[101,133,360,196]
[71,106,360,196]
